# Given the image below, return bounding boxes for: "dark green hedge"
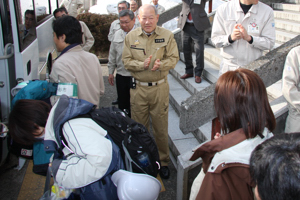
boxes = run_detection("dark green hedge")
[77,13,118,56]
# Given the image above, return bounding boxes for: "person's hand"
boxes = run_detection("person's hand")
[214,132,222,139]
[108,74,114,86]
[230,24,242,41]
[144,55,152,70]
[238,24,252,42]
[152,59,161,71]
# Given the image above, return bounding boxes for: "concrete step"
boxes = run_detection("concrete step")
[275,29,299,43]
[168,73,191,114]
[274,10,300,22]
[178,50,219,84]
[272,3,300,12]
[202,59,219,83]
[283,0,300,4]
[168,105,200,159]
[204,44,222,66]
[169,60,212,95]
[275,18,300,34]
[267,80,283,101]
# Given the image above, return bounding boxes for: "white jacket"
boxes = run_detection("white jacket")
[211,0,275,74]
[282,46,300,132]
[108,19,120,42]
[153,4,165,15]
[44,101,112,189]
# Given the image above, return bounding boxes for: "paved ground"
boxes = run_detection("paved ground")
[0,63,177,200]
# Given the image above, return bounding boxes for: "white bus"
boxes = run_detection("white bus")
[0,0,63,124]
[0,0,63,165]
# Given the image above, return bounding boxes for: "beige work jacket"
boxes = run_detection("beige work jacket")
[60,0,83,17]
[122,26,179,82]
[50,45,104,107]
[79,21,94,51]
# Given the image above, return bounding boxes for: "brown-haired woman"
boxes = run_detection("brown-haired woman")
[189,68,276,200]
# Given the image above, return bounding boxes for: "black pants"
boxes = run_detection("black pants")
[116,74,131,117]
[183,24,205,77]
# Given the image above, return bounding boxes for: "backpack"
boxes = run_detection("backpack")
[32,141,54,176]
[46,95,124,200]
[85,107,161,178]
[11,80,57,108]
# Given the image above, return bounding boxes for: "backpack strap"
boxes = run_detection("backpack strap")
[103,134,125,175]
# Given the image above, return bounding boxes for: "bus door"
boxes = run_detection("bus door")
[0,0,15,123]
[0,0,14,166]
[9,0,39,81]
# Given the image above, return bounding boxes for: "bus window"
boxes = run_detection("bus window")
[35,0,50,22]
[15,0,37,51]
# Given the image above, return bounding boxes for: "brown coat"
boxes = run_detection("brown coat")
[190,128,273,200]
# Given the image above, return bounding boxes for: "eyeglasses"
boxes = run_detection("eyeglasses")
[118,6,126,11]
[120,20,132,25]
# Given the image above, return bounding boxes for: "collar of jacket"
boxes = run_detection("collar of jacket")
[190,128,247,172]
[56,43,80,60]
[235,0,258,15]
[137,26,162,37]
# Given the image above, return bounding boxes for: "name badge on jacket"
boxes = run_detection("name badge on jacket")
[155,39,165,43]
[194,0,201,4]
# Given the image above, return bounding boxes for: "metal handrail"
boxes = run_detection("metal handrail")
[0,43,14,60]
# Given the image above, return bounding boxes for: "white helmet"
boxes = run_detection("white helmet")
[112,170,162,200]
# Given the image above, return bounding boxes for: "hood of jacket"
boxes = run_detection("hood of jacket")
[44,95,95,152]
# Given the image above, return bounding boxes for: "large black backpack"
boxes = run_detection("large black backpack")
[86,107,161,177]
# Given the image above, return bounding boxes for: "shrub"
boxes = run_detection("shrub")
[77,13,118,57]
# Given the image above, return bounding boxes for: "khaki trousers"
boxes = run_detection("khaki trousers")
[130,81,170,166]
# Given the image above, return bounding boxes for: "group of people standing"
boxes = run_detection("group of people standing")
[9,0,300,199]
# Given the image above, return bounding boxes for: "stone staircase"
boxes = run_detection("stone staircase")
[166,1,300,199]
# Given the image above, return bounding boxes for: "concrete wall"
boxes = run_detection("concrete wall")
[260,0,284,5]
[179,35,300,134]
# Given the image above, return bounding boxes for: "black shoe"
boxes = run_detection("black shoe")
[111,99,118,105]
[160,166,170,179]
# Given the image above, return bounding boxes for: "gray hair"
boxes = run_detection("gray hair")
[119,9,135,20]
[118,1,130,9]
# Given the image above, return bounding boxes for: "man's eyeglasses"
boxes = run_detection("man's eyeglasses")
[118,6,126,11]
[120,20,131,25]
